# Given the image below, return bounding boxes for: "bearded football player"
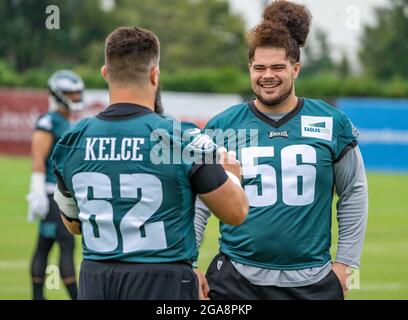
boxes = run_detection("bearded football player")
[51,26,248,300]
[195,1,368,300]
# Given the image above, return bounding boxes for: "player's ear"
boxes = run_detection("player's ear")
[293,62,301,79]
[150,65,160,87]
[101,65,108,83]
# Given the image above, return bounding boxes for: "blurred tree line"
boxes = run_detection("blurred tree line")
[0,0,407,97]
[359,0,408,80]
[0,0,247,73]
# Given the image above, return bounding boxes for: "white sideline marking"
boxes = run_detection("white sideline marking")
[360,283,407,291]
[0,286,29,293]
[0,260,28,269]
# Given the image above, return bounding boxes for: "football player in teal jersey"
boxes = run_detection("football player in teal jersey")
[27,70,85,300]
[51,27,248,300]
[195,1,368,300]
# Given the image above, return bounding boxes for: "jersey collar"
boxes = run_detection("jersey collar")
[96,103,154,120]
[248,97,304,128]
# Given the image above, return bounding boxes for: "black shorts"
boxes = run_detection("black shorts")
[38,194,73,241]
[206,253,344,300]
[78,259,199,300]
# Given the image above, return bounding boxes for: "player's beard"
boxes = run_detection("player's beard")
[154,84,164,114]
[255,78,293,108]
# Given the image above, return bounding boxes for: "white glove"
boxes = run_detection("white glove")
[27,172,49,222]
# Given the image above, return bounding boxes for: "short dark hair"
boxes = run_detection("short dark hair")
[247,1,312,64]
[105,26,160,85]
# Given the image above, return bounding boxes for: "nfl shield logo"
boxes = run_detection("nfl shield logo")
[217,260,223,270]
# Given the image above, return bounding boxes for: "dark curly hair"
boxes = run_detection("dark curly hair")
[247,1,312,64]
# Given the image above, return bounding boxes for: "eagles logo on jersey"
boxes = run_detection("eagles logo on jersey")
[205,97,358,270]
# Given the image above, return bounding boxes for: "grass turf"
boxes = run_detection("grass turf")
[0,156,407,299]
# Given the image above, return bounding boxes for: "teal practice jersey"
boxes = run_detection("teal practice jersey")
[35,111,70,184]
[52,104,209,263]
[205,98,358,270]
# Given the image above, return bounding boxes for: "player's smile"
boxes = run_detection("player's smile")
[257,79,282,96]
[261,84,279,88]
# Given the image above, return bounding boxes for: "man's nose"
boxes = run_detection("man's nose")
[263,67,275,78]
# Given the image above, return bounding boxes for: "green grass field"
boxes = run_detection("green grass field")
[0,156,407,300]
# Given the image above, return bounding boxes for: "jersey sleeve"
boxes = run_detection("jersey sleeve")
[204,116,220,134]
[51,119,87,192]
[35,113,54,133]
[204,116,238,151]
[51,130,70,186]
[334,113,359,163]
[50,128,82,221]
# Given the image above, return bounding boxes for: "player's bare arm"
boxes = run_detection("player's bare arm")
[31,130,53,172]
[198,150,248,226]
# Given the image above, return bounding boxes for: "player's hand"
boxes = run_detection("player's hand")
[217,147,242,181]
[193,268,210,300]
[332,262,351,298]
[27,192,49,222]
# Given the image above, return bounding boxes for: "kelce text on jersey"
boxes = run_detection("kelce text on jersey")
[84,137,145,161]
